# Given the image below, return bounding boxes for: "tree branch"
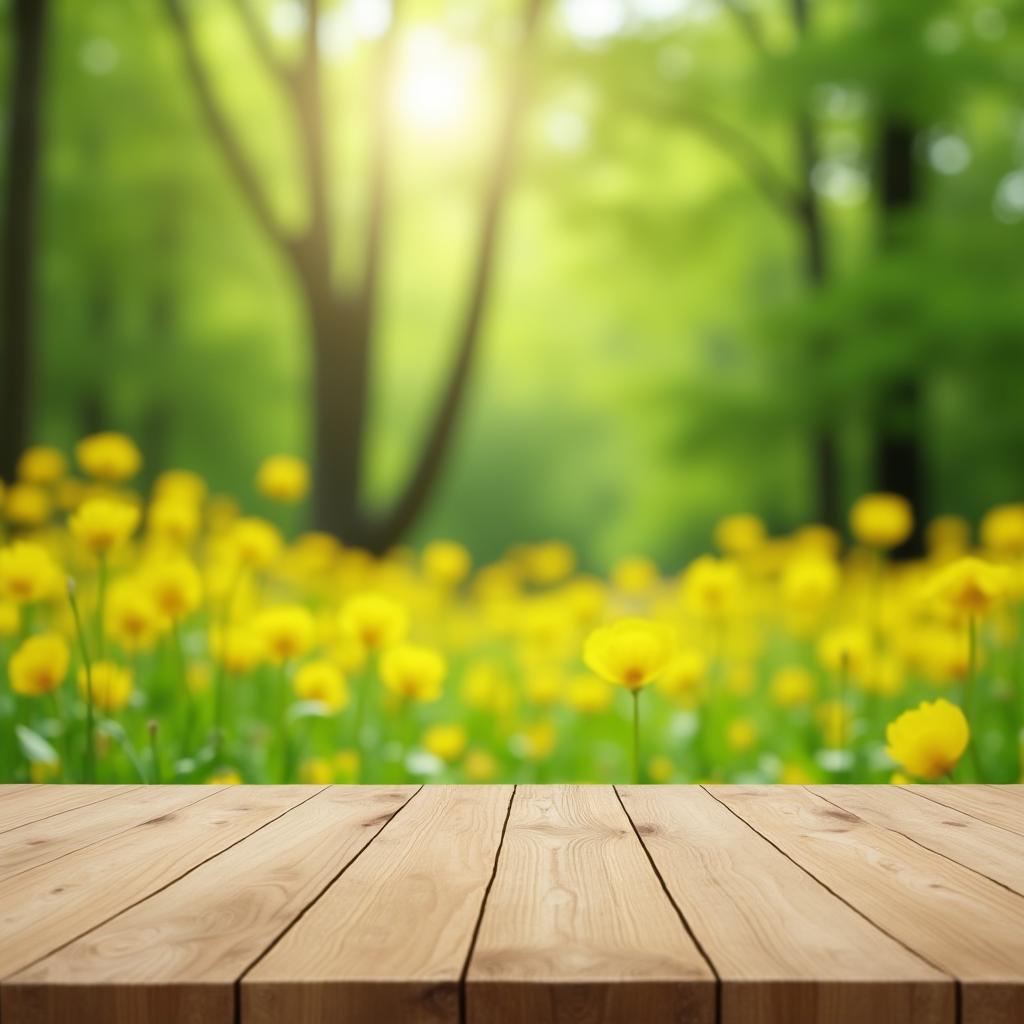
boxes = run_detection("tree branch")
[369,0,546,550]
[359,0,403,335]
[163,0,296,258]
[671,101,802,216]
[230,0,294,91]
[719,0,766,54]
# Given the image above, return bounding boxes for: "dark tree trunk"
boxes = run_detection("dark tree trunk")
[876,116,925,557]
[790,0,840,530]
[307,289,371,545]
[0,0,48,480]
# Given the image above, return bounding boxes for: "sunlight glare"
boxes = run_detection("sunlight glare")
[393,29,479,135]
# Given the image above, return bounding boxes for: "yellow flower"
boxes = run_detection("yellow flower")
[30,760,61,783]
[850,492,913,550]
[464,748,498,781]
[422,540,472,587]
[256,455,310,503]
[255,605,315,664]
[611,555,659,594]
[681,556,740,619]
[333,749,360,780]
[154,469,208,506]
[817,699,853,748]
[726,717,758,753]
[9,634,70,697]
[70,498,140,555]
[818,626,872,676]
[231,517,283,569]
[521,719,557,761]
[187,663,212,695]
[299,757,335,784]
[770,666,815,707]
[423,723,468,763]
[520,541,575,585]
[926,516,970,560]
[340,592,408,651]
[781,558,839,614]
[293,659,349,711]
[4,483,52,527]
[75,432,142,482]
[583,617,676,690]
[79,661,133,712]
[17,446,67,485]
[148,498,200,546]
[566,673,614,714]
[779,762,815,784]
[211,625,265,675]
[925,556,1009,618]
[656,649,708,704]
[981,504,1024,558]
[714,514,766,556]
[145,558,202,621]
[0,542,61,604]
[885,699,969,779]
[106,581,162,653]
[207,768,242,785]
[380,644,446,702]
[647,755,674,783]
[0,601,20,638]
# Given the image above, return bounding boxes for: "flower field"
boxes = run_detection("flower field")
[1,434,1022,787]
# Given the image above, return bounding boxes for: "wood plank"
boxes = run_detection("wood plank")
[710,785,1024,1024]
[0,786,219,883]
[905,785,1024,837]
[465,785,715,1024]
[243,785,513,1024]
[0,786,137,834]
[813,785,1024,895]
[618,785,952,1024]
[3,786,416,1024]
[0,786,318,984]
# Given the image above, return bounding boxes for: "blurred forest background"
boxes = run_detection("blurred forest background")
[2,0,1023,567]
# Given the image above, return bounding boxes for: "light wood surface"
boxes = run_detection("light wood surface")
[0,786,316,983]
[906,784,1024,836]
[0,784,1020,1024]
[244,785,513,1024]
[812,784,1024,894]
[0,785,136,835]
[710,785,1024,1024]
[466,785,716,1024]
[0,786,216,882]
[4,786,415,1024]
[619,785,952,1024]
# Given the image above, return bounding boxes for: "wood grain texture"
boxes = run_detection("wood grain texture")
[465,785,715,1024]
[0,786,136,835]
[243,785,513,1024]
[711,785,1024,1024]
[813,784,1024,895]
[618,785,952,1024]
[0,786,216,883]
[3,786,416,1024]
[906,784,1024,836]
[0,786,316,985]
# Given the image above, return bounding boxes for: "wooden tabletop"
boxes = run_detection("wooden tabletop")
[0,785,1021,1024]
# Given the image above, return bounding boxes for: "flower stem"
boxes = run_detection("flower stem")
[631,689,641,785]
[67,578,96,784]
[966,614,983,780]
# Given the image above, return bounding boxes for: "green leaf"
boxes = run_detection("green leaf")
[15,725,59,766]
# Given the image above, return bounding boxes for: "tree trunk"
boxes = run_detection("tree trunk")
[0,0,48,480]
[307,287,371,544]
[789,0,840,530]
[875,116,925,557]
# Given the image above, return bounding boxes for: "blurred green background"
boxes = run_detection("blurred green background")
[2,0,1023,567]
